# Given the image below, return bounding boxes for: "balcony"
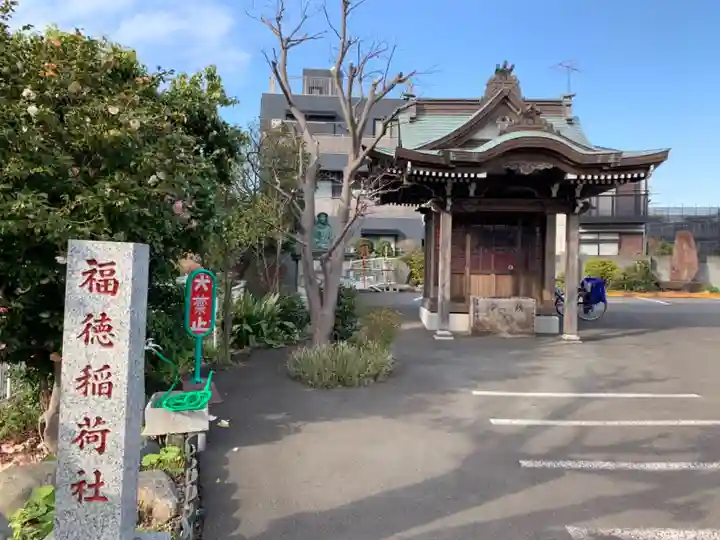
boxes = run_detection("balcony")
[581,192,653,223]
[280,120,399,154]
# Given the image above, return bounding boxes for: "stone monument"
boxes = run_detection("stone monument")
[670,230,699,284]
[312,212,333,252]
[471,297,536,336]
[52,240,168,540]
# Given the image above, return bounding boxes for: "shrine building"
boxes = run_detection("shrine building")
[369,63,670,339]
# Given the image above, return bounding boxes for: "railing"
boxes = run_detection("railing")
[278,120,399,152]
[649,206,720,218]
[583,192,649,219]
[0,362,10,401]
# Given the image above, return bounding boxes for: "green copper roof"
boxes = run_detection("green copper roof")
[465,130,611,155]
[398,110,600,152]
[397,112,473,150]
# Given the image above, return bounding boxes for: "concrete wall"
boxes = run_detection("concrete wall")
[653,255,720,287]
[553,253,720,288]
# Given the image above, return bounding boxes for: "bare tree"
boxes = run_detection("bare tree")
[259,0,416,346]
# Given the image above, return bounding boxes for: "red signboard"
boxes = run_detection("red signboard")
[184,269,217,338]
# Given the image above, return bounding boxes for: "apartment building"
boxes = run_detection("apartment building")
[259,68,424,253]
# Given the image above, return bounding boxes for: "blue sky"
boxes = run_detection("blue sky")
[10,0,720,206]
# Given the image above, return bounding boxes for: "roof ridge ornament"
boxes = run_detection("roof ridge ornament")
[485,61,521,100]
[495,60,515,78]
[500,103,558,135]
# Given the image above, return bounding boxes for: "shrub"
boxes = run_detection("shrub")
[10,485,55,540]
[707,285,720,294]
[653,240,674,256]
[354,308,402,348]
[276,293,310,333]
[615,260,658,292]
[0,370,42,443]
[401,248,424,286]
[555,272,565,289]
[287,341,394,388]
[375,240,394,257]
[584,259,621,285]
[333,285,359,342]
[354,238,374,257]
[145,283,195,391]
[231,293,307,349]
[141,445,185,475]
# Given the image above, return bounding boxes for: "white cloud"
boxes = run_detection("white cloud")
[9,0,250,78]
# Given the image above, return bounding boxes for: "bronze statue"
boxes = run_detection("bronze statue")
[494,60,515,78]
[312,212,333,251]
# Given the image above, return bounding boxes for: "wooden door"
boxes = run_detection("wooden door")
[467,214,543,299]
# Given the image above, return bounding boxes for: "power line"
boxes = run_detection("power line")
[552,60,581,94]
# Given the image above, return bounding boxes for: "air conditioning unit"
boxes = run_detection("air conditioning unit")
[270,119,283,129]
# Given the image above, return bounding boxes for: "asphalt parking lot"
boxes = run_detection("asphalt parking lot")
[201,294,720,540]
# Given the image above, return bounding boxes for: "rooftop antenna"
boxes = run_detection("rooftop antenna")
[553,60,581,94]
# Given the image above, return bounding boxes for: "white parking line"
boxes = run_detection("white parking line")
[520,460,720,471]
[635,296,672,305]
[490,419,720,427]
[472,390,701,399]
[566,526,720,539]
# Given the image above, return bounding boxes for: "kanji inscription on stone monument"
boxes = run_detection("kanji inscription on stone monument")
[55,240,150,540]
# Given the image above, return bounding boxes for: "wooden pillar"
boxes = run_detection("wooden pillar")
[435,210,453,340]
[422,213,431,299]
[542,214,557,311]
[562,212,581,342]
[427,213,437,301]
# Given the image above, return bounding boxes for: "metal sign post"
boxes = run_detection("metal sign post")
[184,268,217,384]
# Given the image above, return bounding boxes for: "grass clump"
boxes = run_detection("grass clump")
[287,341,394,388]
[286,307,402,389]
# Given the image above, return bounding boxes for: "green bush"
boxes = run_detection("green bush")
[375,240,394,257]
[354,308,402,348]
[231,292,307,349]
[0,369,42,443]
[555,272,565,289]
[354,238,374,257]
[401,248,424,286]
[707,285,720,294]
[584,259,621,285]
[276,293,310,333]
[333,286,359,342]
[145,283,195,392]
[10,485,55,540]
[141,445,185,475]
[287,341,394,388]
[615,260,658,292]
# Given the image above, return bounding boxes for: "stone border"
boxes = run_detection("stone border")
[176,434,202,540]
[606,291,720,299]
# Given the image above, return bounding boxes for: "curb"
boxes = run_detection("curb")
[606,292,720,299]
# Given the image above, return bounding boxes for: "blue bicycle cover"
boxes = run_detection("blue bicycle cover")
[581,277,607,304]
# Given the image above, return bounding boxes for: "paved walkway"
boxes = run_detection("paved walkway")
[200,295,720,540]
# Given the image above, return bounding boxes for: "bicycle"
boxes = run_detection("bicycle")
[555,277,608,321]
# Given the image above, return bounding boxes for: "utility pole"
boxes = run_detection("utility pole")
[553,60,581,94]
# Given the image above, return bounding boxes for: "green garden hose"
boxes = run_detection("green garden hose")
[150,347,213,412]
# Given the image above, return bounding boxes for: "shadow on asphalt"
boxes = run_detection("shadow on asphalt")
[199,293,720,540]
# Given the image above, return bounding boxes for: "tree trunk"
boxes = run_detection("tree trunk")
[222,250,234,365]
[310,251,343,346]
[39,358,62,454]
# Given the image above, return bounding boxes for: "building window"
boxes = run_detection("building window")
[374,118,399,137]
[331,180,343,198]
[579,232,619,256]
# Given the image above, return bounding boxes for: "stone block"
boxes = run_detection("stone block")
[142,392,210,437]
[54,240,150,540]
[470,297,536,335]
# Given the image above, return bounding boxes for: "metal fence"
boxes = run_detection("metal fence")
[0,362,10,401]
[344,257,400,290]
